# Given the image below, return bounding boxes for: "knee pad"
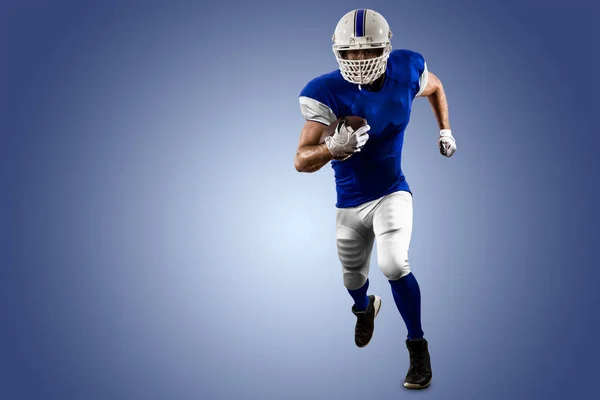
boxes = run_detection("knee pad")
[378,248,411,281]
[336,225,370,290]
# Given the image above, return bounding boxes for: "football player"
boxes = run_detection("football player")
[294,9,456,390]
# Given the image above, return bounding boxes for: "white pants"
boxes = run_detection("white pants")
[335,190,413,290]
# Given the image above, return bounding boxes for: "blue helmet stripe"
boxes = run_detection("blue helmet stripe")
[355,9,366,37]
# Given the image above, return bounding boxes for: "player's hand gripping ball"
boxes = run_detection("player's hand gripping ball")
[438,129,456,157]
[321,116,370,161]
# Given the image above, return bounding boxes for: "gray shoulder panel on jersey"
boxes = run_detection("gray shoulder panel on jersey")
[299,96,337,125]
[415,61,429,97]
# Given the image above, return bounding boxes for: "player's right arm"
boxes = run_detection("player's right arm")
[295,82,337,173]
[295,79,371,172]
[294,121,333,173]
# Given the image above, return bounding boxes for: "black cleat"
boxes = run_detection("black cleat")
[351,294,382,348]
[403,338,433,389]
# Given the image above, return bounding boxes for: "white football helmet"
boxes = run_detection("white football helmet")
[332,9,393,85]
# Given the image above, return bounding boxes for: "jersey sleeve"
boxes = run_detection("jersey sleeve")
[298,77,338,125]
[410,52,429,97]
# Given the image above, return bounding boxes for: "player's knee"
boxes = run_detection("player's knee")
[343,271,368,290]
[379,250,411,280]
[337,225,369,290]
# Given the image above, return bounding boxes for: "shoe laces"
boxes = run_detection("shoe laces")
[356,322,369,336]
[355,313,371,336]
[408,351,430,375]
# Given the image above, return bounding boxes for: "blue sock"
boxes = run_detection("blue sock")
[388,272,424,340]
[348,279,370,311]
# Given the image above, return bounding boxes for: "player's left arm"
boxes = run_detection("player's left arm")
[417,71,457,157]
[418,72,449,130]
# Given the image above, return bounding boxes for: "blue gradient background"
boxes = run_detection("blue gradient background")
[3,0,599,399]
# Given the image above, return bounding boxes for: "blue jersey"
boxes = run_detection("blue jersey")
[299,49,428,208]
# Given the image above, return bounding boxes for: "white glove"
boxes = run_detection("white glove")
[325,119,370,160]
[438,129,456,157]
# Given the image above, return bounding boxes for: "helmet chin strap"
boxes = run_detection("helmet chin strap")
[359,70,363,90]
[357,72,385,92]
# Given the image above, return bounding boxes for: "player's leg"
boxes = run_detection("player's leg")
[336,205,380,348]
[372,190,432,389]
[373,191,422,337]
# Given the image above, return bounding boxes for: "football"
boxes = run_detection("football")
[319,116,368,144]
